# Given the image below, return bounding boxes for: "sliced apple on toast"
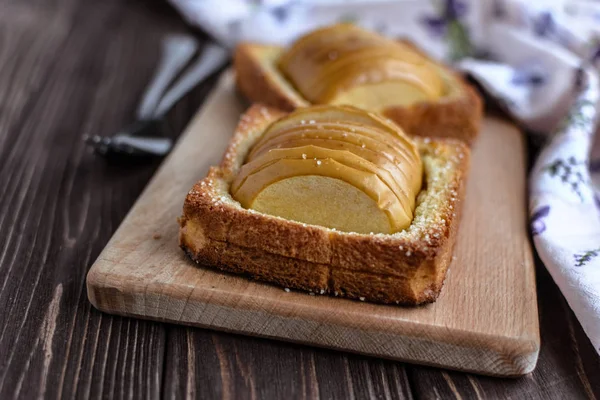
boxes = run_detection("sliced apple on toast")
[234,23,482,144]
[179,104,471,305]
[231,105,422,233]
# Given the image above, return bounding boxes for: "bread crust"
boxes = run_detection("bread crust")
[233,42,482,144]
[234,43,308,111]
[179,104,470,305]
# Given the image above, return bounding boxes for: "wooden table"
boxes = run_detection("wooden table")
[1,1,599,398]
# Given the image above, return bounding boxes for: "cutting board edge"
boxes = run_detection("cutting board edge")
[87,266,540,377]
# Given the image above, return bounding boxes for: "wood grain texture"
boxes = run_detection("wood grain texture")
[3,0,600,398]
[0,1,189,398]
[87,71,539,377]
[409,259,600,399]
[162,328,414,400]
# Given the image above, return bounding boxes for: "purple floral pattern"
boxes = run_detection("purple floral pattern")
[574,248,600,267]
[530,205,550,236]
[560,98,595,132]
[542,157,589,201]
[420,0,471,61]
[271,6,290,23]
[532,12,555,37]
[511,64,546,86]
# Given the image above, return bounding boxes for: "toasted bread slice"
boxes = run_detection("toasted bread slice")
[234,40,482,144]
[179,105,470,305]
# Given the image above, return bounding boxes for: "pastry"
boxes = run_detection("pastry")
[234,23,482,144]
[179,104,470,305]
[231,105,422,234]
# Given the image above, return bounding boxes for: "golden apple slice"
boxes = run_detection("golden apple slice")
[277,24,361,69]
[248,127,412,177]
[252,176,394,234]
[231,145,415,216]
[317,59,444,105]
[254,105,419,159]
[280,24,426,73]
[249,126,421,196]
[309,51,442,104]
[255,119,416,160]
[235,158,412,233]
[249,123,416,164]
[278,23,443,106]
[278,24,383,92]
[282,38,391,100]
[329,82,433,110]
[247,137,421,196]
[262,105,406,138]
[278,24,422,81]
[246,124,422,190]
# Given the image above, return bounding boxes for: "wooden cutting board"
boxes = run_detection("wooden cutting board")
[86,71,539,377]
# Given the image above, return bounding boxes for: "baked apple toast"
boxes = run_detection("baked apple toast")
[179,104,470,305]
[234,23,482,144]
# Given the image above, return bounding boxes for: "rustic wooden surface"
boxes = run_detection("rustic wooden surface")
[87,71,539,377]
[1,0,599,398]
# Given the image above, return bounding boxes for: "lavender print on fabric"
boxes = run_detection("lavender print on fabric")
[542,157,589,201]
[271,6,290,23]
[574,248,600,267]
[511,64,546,86]
[560,98,596,132]
[420,0,471,61]
[532,12,555,37]
[530,205,550,236]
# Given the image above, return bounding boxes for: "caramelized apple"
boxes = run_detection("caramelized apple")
[234,158,411,233]
[230,145,414,217]
[252,176,395,234]
[248,138,420,201]
[230,105,422,234]
[253,105,419,159]
[278,24,444,109]
[248,123,421,195]
[249,124,415,164]
[248,137,418,195]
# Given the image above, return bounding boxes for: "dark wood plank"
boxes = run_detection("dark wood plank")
[162,327,414,399]
[1,0,600,398]
[409,260,600,399]
[0,1,189,398]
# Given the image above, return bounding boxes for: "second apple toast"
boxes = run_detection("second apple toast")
[234,24,482,144]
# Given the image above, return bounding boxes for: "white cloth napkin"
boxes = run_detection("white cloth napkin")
[169,0,600,355]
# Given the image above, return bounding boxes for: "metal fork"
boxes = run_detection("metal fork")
[84,35,228,161]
